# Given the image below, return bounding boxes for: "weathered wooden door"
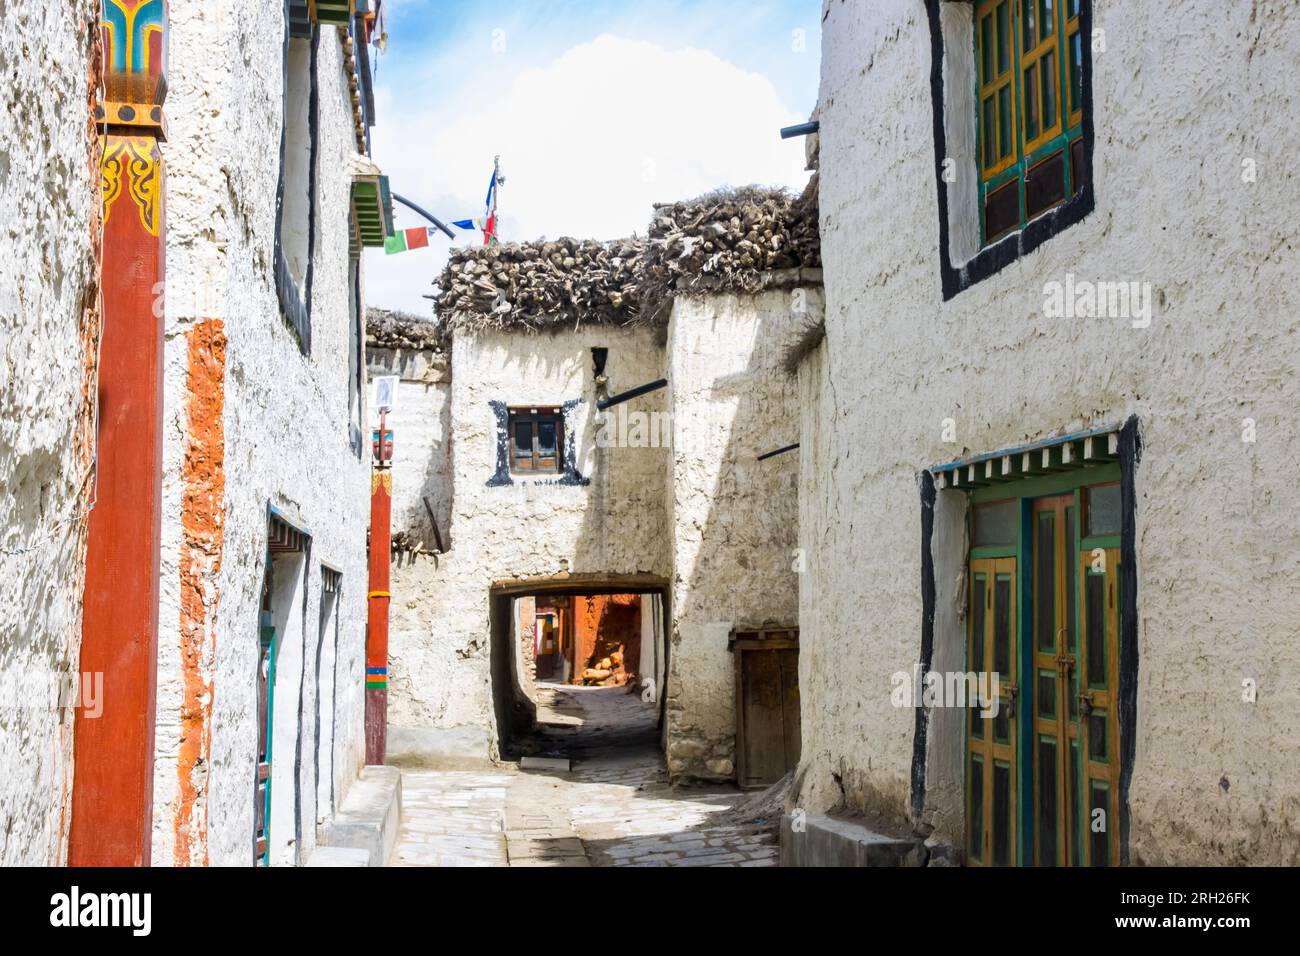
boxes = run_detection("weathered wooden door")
[735,638,800,789]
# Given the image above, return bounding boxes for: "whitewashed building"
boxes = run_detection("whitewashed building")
[789,0,1300,865]
[1,0,393,866]
[370,192,821,784]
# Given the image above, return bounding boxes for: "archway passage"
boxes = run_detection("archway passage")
[488,575,669,761]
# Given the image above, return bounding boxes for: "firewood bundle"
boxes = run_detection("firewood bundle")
[581,647,629,686]
[366,307,443,351]
[435,237,647,335]
[637,182,821,323]
[435,182,820,334]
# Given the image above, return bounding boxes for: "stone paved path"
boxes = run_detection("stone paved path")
[391,685,779,867]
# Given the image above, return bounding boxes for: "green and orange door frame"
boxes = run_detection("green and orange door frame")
[69,0,168,866]
[366,414,393,763]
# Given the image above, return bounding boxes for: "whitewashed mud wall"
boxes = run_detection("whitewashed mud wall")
[800,0,1300,863]
[664,290,811,782]
[0,0,100,866]
[367,345,452,551]
[150,11,369,865]
[385,325,670,763]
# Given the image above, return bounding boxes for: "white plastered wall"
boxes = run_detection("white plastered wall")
[385,324,671,760]
[801,0,1300,863]
[0,0,99,866]
[664,290,810,782]
[151,10,370,865]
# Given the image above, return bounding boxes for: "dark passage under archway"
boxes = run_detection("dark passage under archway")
[488,575,670,761]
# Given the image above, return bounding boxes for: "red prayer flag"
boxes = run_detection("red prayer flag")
[404,226,430,250]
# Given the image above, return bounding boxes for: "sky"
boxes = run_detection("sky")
[363,0,823,315]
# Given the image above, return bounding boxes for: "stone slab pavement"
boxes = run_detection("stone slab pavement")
[390,686,779,867]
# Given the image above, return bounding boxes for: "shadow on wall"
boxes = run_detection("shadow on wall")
[662,292,805,785]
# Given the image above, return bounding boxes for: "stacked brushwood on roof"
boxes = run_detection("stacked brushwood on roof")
[435,237,646,335]
[434,181,820,335]
[366,307,442,351]
[638,180,820,324]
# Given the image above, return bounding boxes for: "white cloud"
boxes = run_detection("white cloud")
[364,33,812,314]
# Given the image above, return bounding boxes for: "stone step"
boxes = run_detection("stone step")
[317,765,403,866]
[305,846,371,867]
[779,812,926,867]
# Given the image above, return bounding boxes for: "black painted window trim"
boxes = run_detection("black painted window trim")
[486,399,589,487]
[274,11,319,355]
[348,255,364,458]
[925,0,1096,300]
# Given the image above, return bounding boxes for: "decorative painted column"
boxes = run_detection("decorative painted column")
[365,418,393,764]
[68,0,168,867]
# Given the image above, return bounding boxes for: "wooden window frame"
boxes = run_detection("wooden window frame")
[508,406,564,474]
[976,0,1087,246]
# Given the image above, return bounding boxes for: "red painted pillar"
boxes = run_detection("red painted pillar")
[366,415,393,764]
[69,3,169,867]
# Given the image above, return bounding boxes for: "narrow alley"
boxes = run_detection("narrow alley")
[392,685,780,867]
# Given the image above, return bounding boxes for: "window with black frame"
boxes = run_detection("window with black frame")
[274,7,318,352]
[975,0,1087,245]
[508,407,563,474]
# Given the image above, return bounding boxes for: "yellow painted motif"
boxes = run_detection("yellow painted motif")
[102,135,160,236]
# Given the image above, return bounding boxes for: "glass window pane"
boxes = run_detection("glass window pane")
[983,96,996,167]
[974,499,1017,546]
[994,576,1011,676]
[1070,30,1083,113]
[1040,0,1054,42]
[1088,710,1107,760]
[1086,572,1106,687]
[1038,737,1058,865]
[970,755,985,861]
[1090,781,1110,866]
[1065,507,1077,651]
[1086,483,1122,536]
[971,576,987,674]
[1036,512,1056,652]
[514,421,533,456]
[1038,670,1056,718]
[1041,50,1057,129]
[982,14,995,83]
[1022,0,1035,51]
[538,420,557,456]
[997,1,1010,73]
[1024,63,1038,140]
[993,760,1011,865]
[1069,741,1081,865]
[998,85,1012,158]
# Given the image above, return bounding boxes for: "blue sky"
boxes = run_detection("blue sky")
[364,0,822,313]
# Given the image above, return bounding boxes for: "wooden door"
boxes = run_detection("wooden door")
[966,557,1018,866]
[735,641,800,788]
[1079,544,1121,865]
[255,572,276,866]
[1030,495,1075,866]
